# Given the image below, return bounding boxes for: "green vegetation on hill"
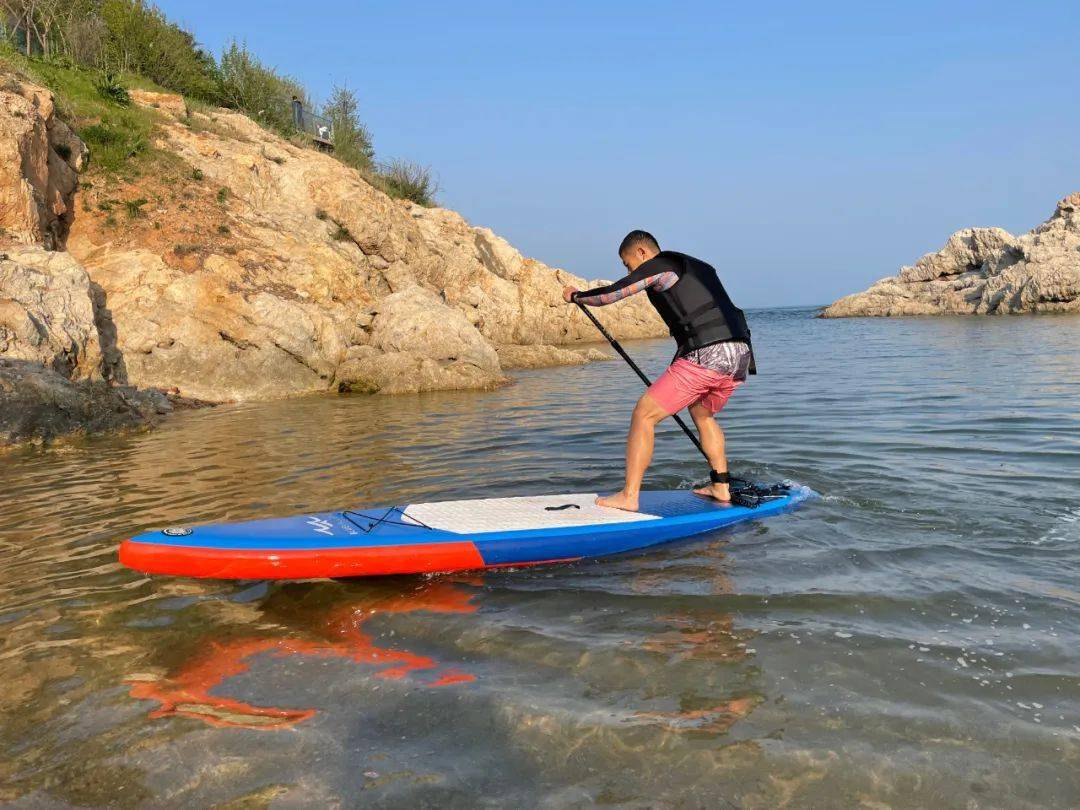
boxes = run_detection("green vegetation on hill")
[0,43,157,174]
[0,0,436,204]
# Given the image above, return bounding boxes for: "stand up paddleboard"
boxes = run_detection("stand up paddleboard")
[119,482,810,580]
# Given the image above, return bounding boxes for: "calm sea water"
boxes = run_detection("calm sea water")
[2,308,1078,808]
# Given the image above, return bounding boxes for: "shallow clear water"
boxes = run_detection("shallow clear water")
[2,308,1078,807]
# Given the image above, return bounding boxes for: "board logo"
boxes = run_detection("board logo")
[306,516,335,536]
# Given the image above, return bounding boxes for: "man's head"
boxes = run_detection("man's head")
[618,230,660,273]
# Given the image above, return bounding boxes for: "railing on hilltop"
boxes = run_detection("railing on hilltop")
[289,97,334,148]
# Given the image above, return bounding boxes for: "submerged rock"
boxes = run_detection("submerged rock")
[0,247,190,448]
[822,193,1080,317]
[496,343,611,369]
[0,358,168,448]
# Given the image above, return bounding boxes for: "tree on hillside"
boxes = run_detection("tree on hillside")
[217,40,306,134]
[323,84,374,172]
[0,0,73,57]
[99,0,217,99]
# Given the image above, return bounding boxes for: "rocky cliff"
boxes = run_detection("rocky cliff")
[0,70,666,443]
[63,88,664,400]
[0,75,85,249]
[822,194,1080,317]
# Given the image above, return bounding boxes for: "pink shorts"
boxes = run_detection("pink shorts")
[646,358,742,416]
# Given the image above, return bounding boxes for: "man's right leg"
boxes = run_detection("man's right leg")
[689,402,731,502]
[596,392,668,513]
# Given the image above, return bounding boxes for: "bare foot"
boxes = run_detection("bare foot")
[596,491,639,512]
[693,483,731,504]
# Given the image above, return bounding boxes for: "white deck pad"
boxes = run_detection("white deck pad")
[402,493,661,534]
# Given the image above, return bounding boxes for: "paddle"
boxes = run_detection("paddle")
[571,298,709,462]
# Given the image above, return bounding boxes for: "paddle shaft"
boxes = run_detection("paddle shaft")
[574,300,708,461]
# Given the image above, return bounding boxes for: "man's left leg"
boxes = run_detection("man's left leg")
[689,402,731,502]
[596,392,668,512]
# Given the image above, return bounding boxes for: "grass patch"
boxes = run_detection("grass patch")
[124,198,148,218]
[191,167,204,181]
[216,187,229,204]
[331,222,353,242]
[0,45,160,176]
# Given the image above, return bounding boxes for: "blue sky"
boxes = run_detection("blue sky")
[158,1,1079,307]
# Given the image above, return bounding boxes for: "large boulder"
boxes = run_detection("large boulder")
[336,286,504,394]
[70,244,355,402]
[0,246,176,448]
[823,194,1080,317]
[0,246,102,378]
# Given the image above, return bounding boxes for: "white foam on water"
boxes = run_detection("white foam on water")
[1033,506,1080,545]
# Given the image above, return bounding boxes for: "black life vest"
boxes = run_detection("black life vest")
[643,251,756,374]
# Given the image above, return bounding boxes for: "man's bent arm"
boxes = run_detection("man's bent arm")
[572,269,678,306]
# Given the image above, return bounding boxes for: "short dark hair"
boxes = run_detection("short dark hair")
[618,230,659,256]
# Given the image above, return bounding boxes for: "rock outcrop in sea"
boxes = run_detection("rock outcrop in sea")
[0,247,171,446]
[0,71,666,446]
[822,194,1080,317]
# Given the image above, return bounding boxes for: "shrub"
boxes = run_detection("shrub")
[65,12,108,67]
[331,222,353,241]
[376,159,438,206]
[216,187,229,204]
[95,72,130,105]
[191,167,203,181]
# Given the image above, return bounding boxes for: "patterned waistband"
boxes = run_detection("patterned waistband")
[682,341,752,380]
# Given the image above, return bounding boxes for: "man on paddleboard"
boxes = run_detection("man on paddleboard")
[562,230,754,512]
